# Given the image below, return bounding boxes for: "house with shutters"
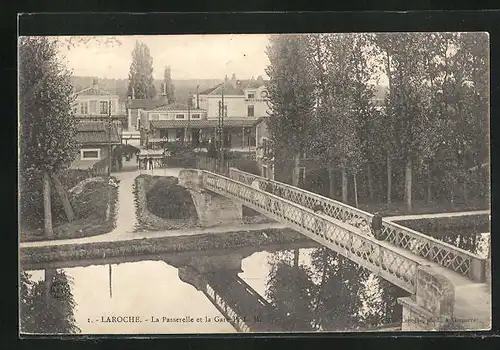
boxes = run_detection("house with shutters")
[72,78,128,137]
[142,74,270,152]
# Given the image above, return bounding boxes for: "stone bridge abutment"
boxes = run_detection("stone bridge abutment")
[178,169,243,227]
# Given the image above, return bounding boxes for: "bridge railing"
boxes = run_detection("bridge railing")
[203,170,423,294]
[205,283,251,332]
[227,168,485,283]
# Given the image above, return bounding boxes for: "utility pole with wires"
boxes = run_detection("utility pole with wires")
[107,100,112,177]
[218,88,227,174]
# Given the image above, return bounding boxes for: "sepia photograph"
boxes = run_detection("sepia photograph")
[18,32,491,335]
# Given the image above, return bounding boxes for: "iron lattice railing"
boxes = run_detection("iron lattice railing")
[203,171,423,293]
[227,168,485,282]
[205,283,251,332]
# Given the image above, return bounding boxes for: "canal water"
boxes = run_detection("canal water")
[20,227,490,334]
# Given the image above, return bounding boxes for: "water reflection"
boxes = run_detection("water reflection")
[19,226,488,334]
[262,247,407,331]
[20,269,80,334]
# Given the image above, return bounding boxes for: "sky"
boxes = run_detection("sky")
[56,35,271,81]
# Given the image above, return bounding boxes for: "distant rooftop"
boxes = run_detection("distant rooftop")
[74,78,117,97]
[199,74,268,96]
[148,103,204,112]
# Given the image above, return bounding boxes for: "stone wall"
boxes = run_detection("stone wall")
[398,266,455,331]
[179,169,243,228]
[134,175,198,231]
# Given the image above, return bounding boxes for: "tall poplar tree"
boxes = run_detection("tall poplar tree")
[163,66,176,103]
[127,41,156,99]
[266,34,316,186]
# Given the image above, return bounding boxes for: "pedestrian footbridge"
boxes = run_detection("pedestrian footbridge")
[178,168,491,331]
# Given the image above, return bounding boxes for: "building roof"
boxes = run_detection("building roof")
[147,103,205,112]
[74,86,116,97]
[126,98,167,110]
[199,78,268,96]
[149,118,259,129]
[76,122,121,145]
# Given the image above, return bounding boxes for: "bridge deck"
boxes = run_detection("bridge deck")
[199,169,490,330]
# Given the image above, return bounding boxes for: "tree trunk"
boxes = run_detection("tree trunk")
[450,182,455,207]
[463,178,468,204]
[293,249,299,267]
[292,153,301,187]
[328,167,336,199]
[51,174,74,222]
[43,171,54,238]
[367,163,374,201]
[341,166,348,203]
[44,268,56,306]
[386,152,392,206]
[353,173,359,208]
[426,169,432,204]
[404,156,412,212]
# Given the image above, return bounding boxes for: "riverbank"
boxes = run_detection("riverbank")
[387,211,490,237]
[20,225,308,268]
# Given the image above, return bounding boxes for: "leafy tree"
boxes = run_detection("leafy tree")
[127,41,156,99]
[19,36,79,237]
[20,269,80,334]
[265,34,316,187]
[163,66,176,103]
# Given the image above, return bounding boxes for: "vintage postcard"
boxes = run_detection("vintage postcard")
[18,32,491,335]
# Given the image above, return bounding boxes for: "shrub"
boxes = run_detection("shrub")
[146,179,197,219]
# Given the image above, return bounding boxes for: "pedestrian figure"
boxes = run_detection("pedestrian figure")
[148,157,154,170]
[371,212,385,241]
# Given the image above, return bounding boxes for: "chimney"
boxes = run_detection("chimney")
[92,78,98,89]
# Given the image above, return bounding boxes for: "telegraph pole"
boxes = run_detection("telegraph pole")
[187,94,191,144]
[108,100,112,177]
[218,87,226,173]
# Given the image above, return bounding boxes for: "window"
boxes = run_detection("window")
[262,165,268,179]
[191,113,200,119]
[80,102,88,114]
[175,129,184,140]
[81,149,100,160]
[247,105,255,117]
[247,93,255,99]
[160,130,168,138]
[176,114,185,119]
[100,101,109,114]
[89,100,98,114]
